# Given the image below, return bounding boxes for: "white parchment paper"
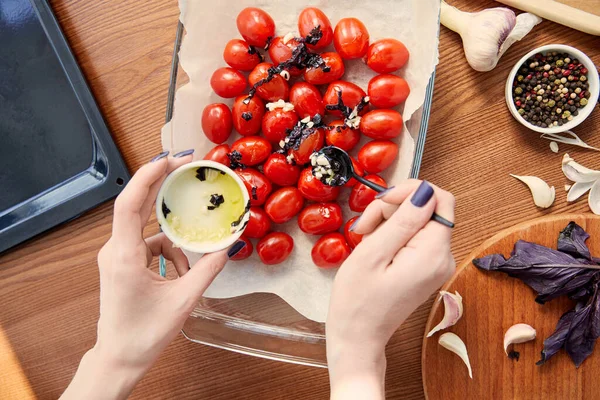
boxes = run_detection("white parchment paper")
[161,0,440,322]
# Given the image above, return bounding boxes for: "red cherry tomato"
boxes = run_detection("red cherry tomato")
[262,109,299,144]
[231,137,272,166]
[268,36,303,76]
[230,236,253,260]
[359,109,403,140]
[366,38,410,74]
[201,103,232,144]
[298,7,333,50]
[326,120,360,151]
[333,18,369,60]
[344,157,365,187]
[291,128,325,165]
[236,168,272,206]
[257,232,294,265]
[323,81,368,117]
[249,62,289,102]
[204,144,231,167]
[298,203,343,235]
[265,187,304,224]
[263,153,301,186]
[223,39,262,71]
[289,82,325,119]
[245,207,271,238]
[210,67,247,98]
[297,167,340,202]
[303,52,345,86]
[311,233,351,268]
[349,174,387,212]
[358,140,398,174]
[367,74,410,109]
[236,7,275,47]
[344,217,363,249]
[232,95,265,136]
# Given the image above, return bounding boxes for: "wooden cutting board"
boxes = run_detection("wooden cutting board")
[422,214,600,400]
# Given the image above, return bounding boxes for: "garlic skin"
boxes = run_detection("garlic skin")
[567,181,594,202]
[504,323,536,356]
[439,332,473,379]
[588,180,600,215]
[440,1,542,72]
[510,174,555,208]
[427,291,463,337]
[562,153,600,182]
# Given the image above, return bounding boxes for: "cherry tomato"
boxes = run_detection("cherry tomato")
[230,236,253,260]
[298,167,340,202]
[232,95,265,136]
[290,128,325,165]
[236,168,272,206]
[263,153,301,186]
[323,81,368,117]
[289,82,325,119]
[231,137,272,166]
[249,62,289,102]
[262,108,299,144]
[223,39,262,71]
[344,157,365,187]
[358,140,398,174]
[333,18,369,60]
[236,7,275,47]
[298,7,333,50]
[265,187,304,224]
[344,217,363,249]
[268,36,303,76]
[257,232,294,265]
[367,74,410,108]
[349,174,387,212]
[298,203,343,235]
[204,144,231,167]
[359,109,403,140]
[303,52,345,86]
[201,103,232,144]
[326,120,360,151]
[210,67,247,98]
[366,38,410,74]
[244,207,271,238]
[311,233,351,268]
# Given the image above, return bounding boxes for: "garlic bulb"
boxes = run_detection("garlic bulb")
[438,332,473,379]
[504,323,536,356]
[510,174,555,208]
[427,291,463,337]
[440,1,542,72]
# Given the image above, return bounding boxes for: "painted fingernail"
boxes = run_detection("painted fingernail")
[227,240,247,258]
[173,148,195,158]
[375,186,395,199]
[151,151,169,162]
[349,216,361,232]
[411,181,434,207]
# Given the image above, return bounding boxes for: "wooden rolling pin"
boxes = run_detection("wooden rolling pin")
[496,0,600,35]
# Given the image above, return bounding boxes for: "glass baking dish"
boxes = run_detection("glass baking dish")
[162,21,437,368]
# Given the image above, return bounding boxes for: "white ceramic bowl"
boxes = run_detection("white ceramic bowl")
[156,160,250,254]
[505,44,599,134]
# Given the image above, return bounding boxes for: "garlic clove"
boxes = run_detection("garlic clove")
[549,141,559,153]
[567,181,594,202]
[565,184,572,192]
[588,180,600,215]
[427,291,463,337]
[562,153,600,182]
[503,323,536,356]
[510,174,555,208]
[438,332,473,379]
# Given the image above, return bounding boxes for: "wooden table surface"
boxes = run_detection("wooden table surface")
[1,0,599,399]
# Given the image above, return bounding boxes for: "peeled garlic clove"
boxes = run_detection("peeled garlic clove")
[504,323,536,356]
[562,153,600,183]
[567,181,594,202]
[510,174,555,208]
[438,332,473,379]
[549,141,559,153]
[588,180,600,215]
[427,291,463,337]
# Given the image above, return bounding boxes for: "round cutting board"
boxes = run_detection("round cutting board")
[422,214,600,400]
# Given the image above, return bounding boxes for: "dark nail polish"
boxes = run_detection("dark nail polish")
[227,240,247,258]
[151,151,169,162]
[349,216,361,232]
[173,148,195,158]
[411,181,434,207]
[375,186,395,199]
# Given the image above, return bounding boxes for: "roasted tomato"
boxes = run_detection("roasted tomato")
[231,137,272,166]
[359,109,403,140]
[223,39,262,71]
[265,187,304,224]
[249,62,289,102]
[323,81,368,117]
[262,108,299,144]
[303,52,345,86]
[358,140,398,174]
[349,174,387,212]
[325,120,360,152]
[344,217,363,249]
[290,128,325,165]
[344,157,365,188]
[204,144,231,167]
[236,7,275,47]
[236,168,272,206]
[366,38,410,74]
[333,18,369,59]
[210,67,247,98]
[367,74,410,108]
[263,153,301,186]
[298,7,334,50]
[230,236,253,260]
[297,167,340,202]
[311,233,352,268]
[298,203,343,235]
[232,95,265,136]
[268,36,303,76]
[289,82,325,119]
[244,207,271,238]
[201,103,233,144]
[257,232,294,265]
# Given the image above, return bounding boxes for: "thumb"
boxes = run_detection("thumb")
[176,249,229,304]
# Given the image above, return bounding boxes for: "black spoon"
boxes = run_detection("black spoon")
[311,146,454,229]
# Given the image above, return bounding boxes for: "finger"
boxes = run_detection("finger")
[145,233,190,276]
[407,188,456,247]
[177,249,229,304]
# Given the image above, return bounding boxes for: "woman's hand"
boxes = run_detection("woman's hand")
[326,180,456,400]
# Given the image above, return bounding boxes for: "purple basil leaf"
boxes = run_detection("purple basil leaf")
[537,308,575,365]
[565,295,598,368]
[557,222,592,260]
[592,286,600,339]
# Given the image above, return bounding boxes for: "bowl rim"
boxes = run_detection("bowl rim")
[505,44,599,134]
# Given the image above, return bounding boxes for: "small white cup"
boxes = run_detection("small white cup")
[156,160,250,254]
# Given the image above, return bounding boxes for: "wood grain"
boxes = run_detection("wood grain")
[0,0,599,399]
